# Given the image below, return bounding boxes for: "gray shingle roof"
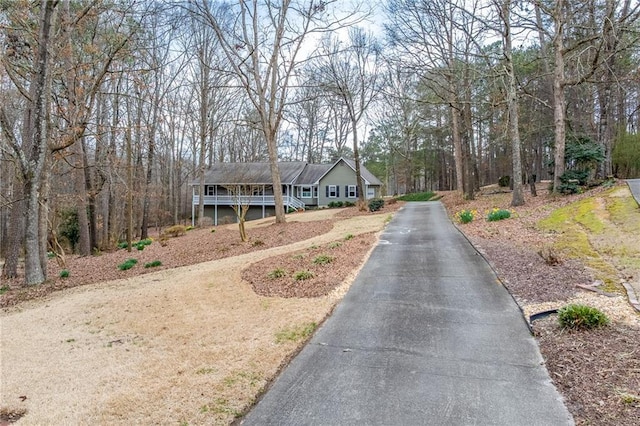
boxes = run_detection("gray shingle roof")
[195,158,382,186]
[342,158,383,186]
[199,162,307,185]
[295,163,331,185]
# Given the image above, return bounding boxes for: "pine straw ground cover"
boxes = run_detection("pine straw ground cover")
[439,182,640,426]
[0,204,399,425]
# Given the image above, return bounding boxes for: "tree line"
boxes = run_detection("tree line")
[1,0,639,285]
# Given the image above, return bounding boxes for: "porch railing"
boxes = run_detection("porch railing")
[193,195,305,210]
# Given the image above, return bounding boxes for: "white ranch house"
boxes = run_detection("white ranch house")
[191,157,383,226]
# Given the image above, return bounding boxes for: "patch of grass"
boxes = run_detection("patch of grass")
[327,241,342,249]
[0,285,9,295]
[344,234,354,241]
[607,193,640,232]
[537,194,621,290]
[59,269,70,278]
[202,398,242,417]
[396,191,435,201]
[275,322,317,344]
[539,197,603,233]
[144,260,162,268]
[118,258,138,271]
[267,268,286,279]
[557,304,609,330]
[252,239,264,247]
[617,390,640,405]
[291,253,305,260]
[313,254,334,265]
[294,270,314,281]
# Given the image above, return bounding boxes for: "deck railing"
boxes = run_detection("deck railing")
[193,195,305,210]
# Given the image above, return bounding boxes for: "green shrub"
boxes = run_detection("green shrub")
[139,238,153,246]
[498,175,511,187]
[556,181,581,195]
[144,260,162,268]
[136,243,145,251]
[557,304,609,330]
[268,268,286,279]
[117,241,129,249]
[59,269,70,278]
[327,241,342,249]
[344,234,354,241]
[487,208,511,222]
[313,254,334,265]
[396,192,435,202]
[0,285,9,295]
[58,208,80,252]
[344,201,355,207]
[456,209,475,224]
[47,251,55,259]
[294,270,314,281]
[368,198,384,212]
[118,258,138,271]
[328,201,344,208]
[560,170,590,186]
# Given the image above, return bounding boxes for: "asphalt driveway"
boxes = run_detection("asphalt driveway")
[243,202,573,425]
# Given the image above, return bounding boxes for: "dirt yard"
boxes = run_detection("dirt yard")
[0,205,398,425]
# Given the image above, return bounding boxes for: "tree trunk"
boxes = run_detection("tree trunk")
[1,180,23,279]
[266,130,286,223]
[23,0,56,285]
[552,0,566,192]
[502,0,524,206]
[74,139,91,256]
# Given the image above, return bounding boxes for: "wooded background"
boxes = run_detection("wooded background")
[1,0,639,284]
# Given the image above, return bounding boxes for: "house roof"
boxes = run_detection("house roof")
[295,163,329,185]
[342,158,383,186]
[199,161,307,185]
[313,158,383,186]
[195,158,382,186]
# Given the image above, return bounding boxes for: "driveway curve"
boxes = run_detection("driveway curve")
[243,202,573,425]
[627,179,640,206]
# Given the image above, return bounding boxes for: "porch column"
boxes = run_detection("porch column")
[262,184,266,219]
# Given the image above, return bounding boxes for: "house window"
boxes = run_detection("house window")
[301,186,312,198]
[328,185,337,198]
[347,185,357,198]
[205,186,215,196]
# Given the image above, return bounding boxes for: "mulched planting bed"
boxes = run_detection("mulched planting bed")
[533,317,640,426]
[1,220,333,309]
[244,232,377,298]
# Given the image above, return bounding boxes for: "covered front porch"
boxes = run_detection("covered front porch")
[191,184,305,226]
